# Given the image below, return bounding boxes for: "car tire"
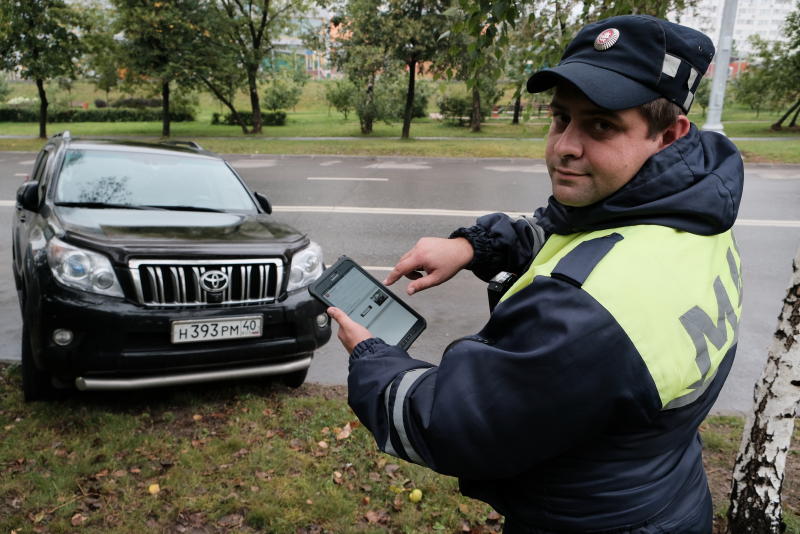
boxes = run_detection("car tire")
[21,326,57,402]
[281,367,309,389]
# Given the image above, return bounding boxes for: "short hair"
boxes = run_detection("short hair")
[638,98,684,138]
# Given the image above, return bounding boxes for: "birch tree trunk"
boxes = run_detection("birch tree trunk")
[727,247,800,533]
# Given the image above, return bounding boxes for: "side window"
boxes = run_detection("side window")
[31,148,51,182]
[33,147,53,200]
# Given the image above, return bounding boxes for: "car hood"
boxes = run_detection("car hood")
[54,207,307,261]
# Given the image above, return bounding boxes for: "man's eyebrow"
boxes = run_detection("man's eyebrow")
[549,99,622,120]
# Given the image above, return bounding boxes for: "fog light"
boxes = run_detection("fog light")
[52,329,74,346]
[316,313,329,329]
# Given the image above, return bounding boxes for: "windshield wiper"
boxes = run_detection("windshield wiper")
[55,201,155,210]
[141,205,225,213]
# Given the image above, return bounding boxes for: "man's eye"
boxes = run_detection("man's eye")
[551,113,569,128]
[592,120,615,133]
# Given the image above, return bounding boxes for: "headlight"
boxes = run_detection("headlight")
[46,237,124,298]
[287,241,323,291]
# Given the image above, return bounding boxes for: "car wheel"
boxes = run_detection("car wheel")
[21,326,57,402]
[281,367,309,389]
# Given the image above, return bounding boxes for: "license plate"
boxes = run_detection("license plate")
[171,315,263,344]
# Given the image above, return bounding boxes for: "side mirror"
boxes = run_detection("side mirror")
[254,192,272,215]
[16,181,40,212]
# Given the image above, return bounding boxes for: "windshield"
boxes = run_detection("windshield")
[54,149,258,212]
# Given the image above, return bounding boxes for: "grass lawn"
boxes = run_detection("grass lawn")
[2,79,798,163]
[1,363,798,534]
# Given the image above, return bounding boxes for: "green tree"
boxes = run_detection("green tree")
[207,0,313,134]
[112,0,204,137]
[0,75,10,103]
[383,0,450,138]
[731,69,766,118]
[263,75,303,112]
[0,0,85,138]
[330,0,395,134]
[81,1,122,104]
[325,79,357,119]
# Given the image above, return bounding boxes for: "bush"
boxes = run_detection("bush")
[437,94,472,126]
[110,97,162,108]
[263,78,303,112]
[0,107,194,122]
[216,111,287,127]
[325,79,357,119]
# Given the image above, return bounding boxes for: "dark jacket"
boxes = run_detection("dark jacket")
[347,125,744,533]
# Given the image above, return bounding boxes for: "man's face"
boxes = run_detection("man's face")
[545,83,664,207]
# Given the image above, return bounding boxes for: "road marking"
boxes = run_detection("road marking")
[14,173,27,177]
[365,162,430,170]
[307,177,388,182]
[484,165,548,173]
[272,205,495,217]
[319,160,341,166]
[18,160,35,165]
[736,219,800,228]
[1,200,796,229]
[272,205,800,228]
[228,159,277,168]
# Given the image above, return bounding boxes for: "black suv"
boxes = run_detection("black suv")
[12,132,331,401]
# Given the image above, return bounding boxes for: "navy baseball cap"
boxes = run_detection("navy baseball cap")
[526,15,715,113]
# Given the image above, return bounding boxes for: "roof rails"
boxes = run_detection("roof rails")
[51,130,72,141]
[160,140,203,151]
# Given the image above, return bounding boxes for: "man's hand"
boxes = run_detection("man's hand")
[327,307,373,353]
[384,237,474,295]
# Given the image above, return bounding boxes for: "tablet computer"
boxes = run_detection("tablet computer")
[308,256,426,350]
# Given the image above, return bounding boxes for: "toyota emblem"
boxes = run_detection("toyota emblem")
[200,270,229,292]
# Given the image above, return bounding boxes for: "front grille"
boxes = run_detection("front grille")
[128,258,284,307]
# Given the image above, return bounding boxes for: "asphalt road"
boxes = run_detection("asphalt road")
[1,151,798,415]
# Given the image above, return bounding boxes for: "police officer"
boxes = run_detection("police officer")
[327,14,743,533]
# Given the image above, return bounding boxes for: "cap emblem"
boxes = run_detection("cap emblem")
[594,28,620,51]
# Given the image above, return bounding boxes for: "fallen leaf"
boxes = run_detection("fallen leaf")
[71,513,87,527]
[233,448,249,459]
[255,470,273,480]
[317,440,329,449]
[321,426,330,435]
[487,510,502,521]
[217,514,243,528]
[148,483,160,495]
[192,414,203,422]
[289,439,304,451]
[364,509,389,524]
[336,423,352,440]
[332,471,343,485]
[262,408,274,417]
[458,503,470,514]
[384,463,401,478]
[361,496,370,505]
[306,499,313,505]
[392,494,404,510]
[368,472,381,482]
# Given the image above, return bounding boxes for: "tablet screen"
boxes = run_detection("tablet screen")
[320,266,418,346]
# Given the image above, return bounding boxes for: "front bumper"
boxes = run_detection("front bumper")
[29,282,331,385]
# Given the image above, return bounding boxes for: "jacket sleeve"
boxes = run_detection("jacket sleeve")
[347,276,661,480]
[450,212,547,282]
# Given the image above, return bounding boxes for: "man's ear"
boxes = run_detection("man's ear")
[659,115,691,149]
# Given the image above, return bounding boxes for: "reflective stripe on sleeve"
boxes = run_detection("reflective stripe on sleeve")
[387,368,429,465]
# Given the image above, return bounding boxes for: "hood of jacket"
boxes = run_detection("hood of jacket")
[535,125,743,236]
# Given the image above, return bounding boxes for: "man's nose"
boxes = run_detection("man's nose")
[553,123,583,160]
